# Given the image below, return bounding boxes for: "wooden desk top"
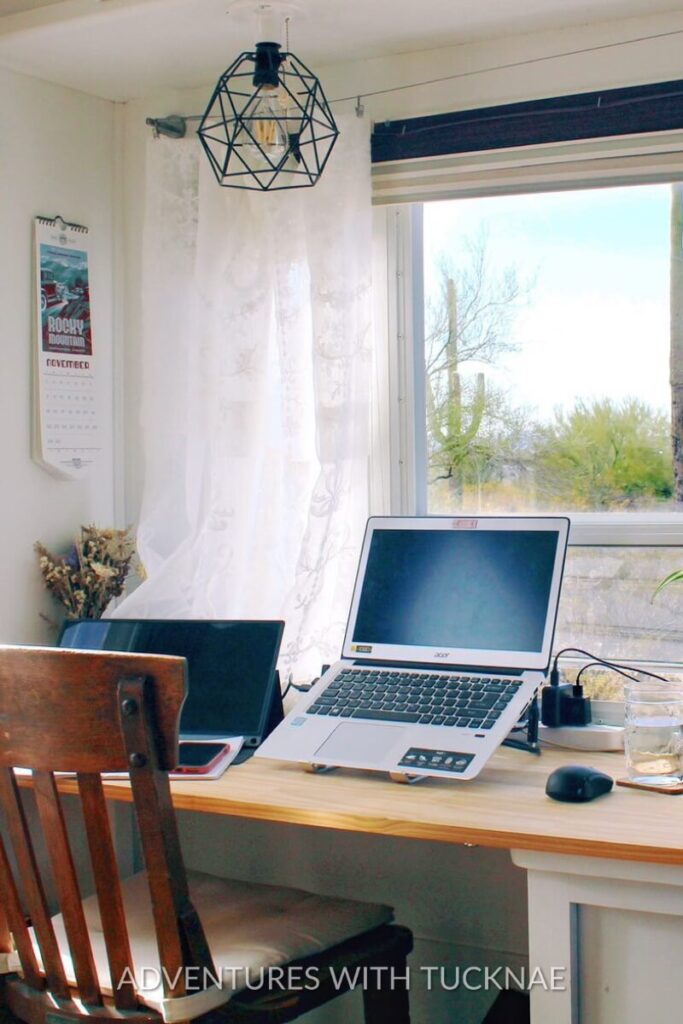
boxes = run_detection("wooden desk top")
[59,746,683,867]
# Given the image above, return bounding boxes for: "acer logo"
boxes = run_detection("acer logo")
[434,652,450,659]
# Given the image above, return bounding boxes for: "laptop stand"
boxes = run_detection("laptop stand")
[502,695,541,755]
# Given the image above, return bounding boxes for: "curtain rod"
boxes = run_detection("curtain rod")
[146,97,364,138]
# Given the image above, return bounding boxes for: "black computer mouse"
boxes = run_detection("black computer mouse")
[545,764,614,802]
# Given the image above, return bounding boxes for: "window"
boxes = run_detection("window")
[423,185,673,517]
[380,182,683,672]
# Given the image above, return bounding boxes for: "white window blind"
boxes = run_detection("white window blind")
[372,130,683,205]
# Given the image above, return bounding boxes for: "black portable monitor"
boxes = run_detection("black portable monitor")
[57,619,285,751]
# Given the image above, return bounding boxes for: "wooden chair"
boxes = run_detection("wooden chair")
[0,645,412,1024]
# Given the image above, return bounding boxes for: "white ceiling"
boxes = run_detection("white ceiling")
[0,0,682,101]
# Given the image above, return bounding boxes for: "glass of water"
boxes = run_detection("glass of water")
[624,684,683,787]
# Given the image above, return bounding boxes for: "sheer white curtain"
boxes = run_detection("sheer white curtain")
[114,117,373,681]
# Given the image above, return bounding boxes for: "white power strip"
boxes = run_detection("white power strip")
[538,722,624,751]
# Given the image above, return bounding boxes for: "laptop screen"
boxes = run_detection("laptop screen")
[343,517,569,671]
[58,619,284,741]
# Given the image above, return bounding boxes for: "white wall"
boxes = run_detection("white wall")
[0,67,117,643]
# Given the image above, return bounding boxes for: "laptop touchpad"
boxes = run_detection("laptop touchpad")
[315,723,406,766]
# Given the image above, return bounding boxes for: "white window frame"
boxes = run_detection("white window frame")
[376,134,683,548]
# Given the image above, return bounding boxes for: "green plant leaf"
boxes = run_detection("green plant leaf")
[653,570,683,600]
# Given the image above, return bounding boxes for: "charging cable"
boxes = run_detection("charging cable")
[281,664,332,701]
[575,661,638,687]
[281,677,313,700]
[542,647,669,728]
[550,647,668,686]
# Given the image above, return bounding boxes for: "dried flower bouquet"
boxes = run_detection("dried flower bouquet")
[35,525,138,620]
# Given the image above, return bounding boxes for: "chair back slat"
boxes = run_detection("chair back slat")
[77,773,138,1011]
[0,767,71,998]
[118,677,215,998]
[33,770,102,1006]
[0,828,43,988]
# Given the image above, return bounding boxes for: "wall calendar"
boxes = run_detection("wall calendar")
[32,214,102,480]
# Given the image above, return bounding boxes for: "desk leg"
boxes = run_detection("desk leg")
[524,865,578,1024]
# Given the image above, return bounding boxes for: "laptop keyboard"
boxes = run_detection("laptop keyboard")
[306,669,524,730]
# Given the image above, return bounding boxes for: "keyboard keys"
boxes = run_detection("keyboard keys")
[307,668,523,730]
[352,709,420,723]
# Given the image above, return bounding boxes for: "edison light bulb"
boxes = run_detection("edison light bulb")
[245,86,288,167]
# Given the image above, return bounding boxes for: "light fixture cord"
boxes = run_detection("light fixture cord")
[282,15,289,113]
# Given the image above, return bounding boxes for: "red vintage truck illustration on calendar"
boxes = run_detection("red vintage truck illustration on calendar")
[40,244,92,356]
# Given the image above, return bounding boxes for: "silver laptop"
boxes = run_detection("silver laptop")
[257,515,569,781]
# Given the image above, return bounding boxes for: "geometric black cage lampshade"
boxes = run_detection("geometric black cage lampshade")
[198,40,339,191]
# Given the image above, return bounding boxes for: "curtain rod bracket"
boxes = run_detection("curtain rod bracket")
[146,116,188,139]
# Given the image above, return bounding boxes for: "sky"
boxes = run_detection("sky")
[423,184,672,423]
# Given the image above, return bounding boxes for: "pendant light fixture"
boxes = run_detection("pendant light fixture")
[198,4,339,191]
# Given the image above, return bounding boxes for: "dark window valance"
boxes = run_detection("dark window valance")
[371,79,683,164]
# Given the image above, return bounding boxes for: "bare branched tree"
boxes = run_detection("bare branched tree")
[425,233,527,498]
